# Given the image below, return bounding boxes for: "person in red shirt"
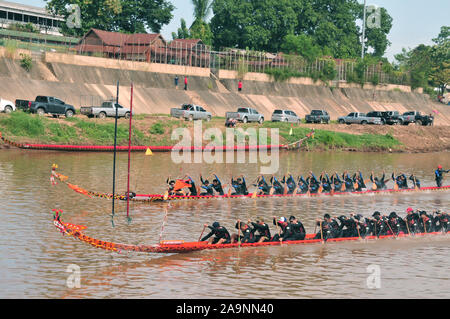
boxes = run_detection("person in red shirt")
[184,76,188,90]
[238,80,242,92]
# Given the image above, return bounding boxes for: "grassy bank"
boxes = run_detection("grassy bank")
[0,112,401,151]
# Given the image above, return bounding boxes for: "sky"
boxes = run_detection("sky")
[10,0,450,62]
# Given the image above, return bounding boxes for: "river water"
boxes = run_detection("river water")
[0,149,449,299]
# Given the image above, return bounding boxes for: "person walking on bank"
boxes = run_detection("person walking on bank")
[184,76,188,90]
[174,75,179,89]
[238,80,243,92]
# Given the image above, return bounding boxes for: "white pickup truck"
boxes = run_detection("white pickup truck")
[80,101,131,119]
[0,98,15,113]
[170,104,212,121]
[338,112,382,125]
[226,107,264,124]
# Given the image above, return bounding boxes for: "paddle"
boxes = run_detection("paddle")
[414,176,420,191]
[320,221,324,243]
[198,224,207,242]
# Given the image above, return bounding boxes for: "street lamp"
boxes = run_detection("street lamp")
[361,0,367,59]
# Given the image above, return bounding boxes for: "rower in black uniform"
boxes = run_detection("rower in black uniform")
[248,218,272,243]
[212,175,224,195]
[199,175,214,196]
[231,175,248,195]
[435,165,449,187]
[201,222,231,244]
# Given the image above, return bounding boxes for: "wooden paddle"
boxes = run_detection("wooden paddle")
[198,225,207,241]
[414,176,419,191]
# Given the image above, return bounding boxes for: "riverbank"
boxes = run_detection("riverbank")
[0,112,449,153]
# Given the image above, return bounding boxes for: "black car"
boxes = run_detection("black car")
[381,111,401,125]
[19,96,76,118]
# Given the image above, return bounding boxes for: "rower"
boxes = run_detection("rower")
[331,173,343,192]
[435,165,449,187]
[212,175,224,195]
[281,216,306,241]
[418,211,433,233]
[392,172,408,189]
[433,210,449,233]
[270,175,284,195]
[201,222,231,244]
[282,174,296,194]
[342,172,354,192]
[272,216,288,242]
[232,220,256,243]
[353,214,371,238]
[314,214,340,240]
[248,218,271,243]
[296,176,309,194]
[404,207,419,234]
[370,211,388,236]
[337,215,358,238]
[319,173,332,193]
[166,177,184,196]
[352,171,366,191]
[231,175,248,195]
[409,174,421,189]
[306,172,320,194]
[255,175,271,195]
[199,175,214,196]
[184,176,198,196]
[387,212,402,236]
[370,171,388,190]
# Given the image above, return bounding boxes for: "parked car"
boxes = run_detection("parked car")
[305,110,330,124]
[80,101,131,119]
[366,111,385,124]
[170,104,212,121]
[381,111,401,125]
[337,112,383,125]
[399,111,434,126]
[15,99,30,111]
[0,98,15,113]
[226,107,264,124]
[19,96,76,118]
[271,109,301,123]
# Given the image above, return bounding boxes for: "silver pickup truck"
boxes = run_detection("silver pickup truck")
[226,107,264,124]
[170,104,212,121]
[80,101,131,119]
[338,112,383,125]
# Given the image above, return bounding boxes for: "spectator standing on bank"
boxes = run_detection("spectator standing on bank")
[238,80,243,92]
[174,75,179,89]
[184,76,188,90]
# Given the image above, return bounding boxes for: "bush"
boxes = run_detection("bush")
[149,122,165,135]
[20,53,33,72]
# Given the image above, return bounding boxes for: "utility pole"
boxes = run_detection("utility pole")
[361,0,367,59]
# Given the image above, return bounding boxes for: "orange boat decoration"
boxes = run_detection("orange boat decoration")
[52,211,449,254]
[52,167,450,203]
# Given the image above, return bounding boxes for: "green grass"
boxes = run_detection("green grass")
[0,112,401,150]
[261,123,401,150]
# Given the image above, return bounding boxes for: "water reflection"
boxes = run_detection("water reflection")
[0,149,448,298]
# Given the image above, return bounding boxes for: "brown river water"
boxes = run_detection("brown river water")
[0,149,449,299]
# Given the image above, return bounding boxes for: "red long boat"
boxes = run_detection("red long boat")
[53,212,449,254]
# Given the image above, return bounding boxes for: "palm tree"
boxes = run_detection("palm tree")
[191,0,214,24]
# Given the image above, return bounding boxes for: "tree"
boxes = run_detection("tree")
[172,18,190,39]
[210,0,393,59]
[45,0,174,36]
[362,7,393,57]
[191,0,213,23]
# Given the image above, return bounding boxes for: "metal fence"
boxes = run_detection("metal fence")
[0,29,409,86]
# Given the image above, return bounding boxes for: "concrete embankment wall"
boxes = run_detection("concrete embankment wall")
[0,50,448,125]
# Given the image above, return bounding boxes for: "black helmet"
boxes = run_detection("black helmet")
[389,212,398,219]
[372,211,381,217]
[212,222,220,228]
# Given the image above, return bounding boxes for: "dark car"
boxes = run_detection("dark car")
[400,111,434,126]
[21,96,76,118]
[305,110,330,124]
[381,111,401,125]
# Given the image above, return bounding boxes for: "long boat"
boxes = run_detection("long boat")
[53,170,450,202]
[52,212,449,254]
